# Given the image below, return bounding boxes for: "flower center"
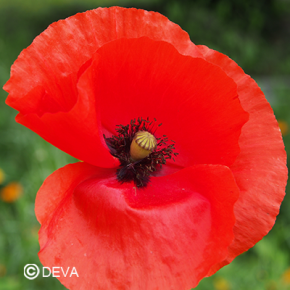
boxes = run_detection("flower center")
[104,118,178,187]
[130,131,157,161]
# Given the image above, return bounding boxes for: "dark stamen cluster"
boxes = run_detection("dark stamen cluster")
[104,117,178,187]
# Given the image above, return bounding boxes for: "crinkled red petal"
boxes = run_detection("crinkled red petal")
[4,7,200,166]
[36,162,239,290]
[14,69,119,167]
[80,36,248,168]
[196,45,288,274]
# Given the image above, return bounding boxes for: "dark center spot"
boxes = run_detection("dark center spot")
[104,117,178,187]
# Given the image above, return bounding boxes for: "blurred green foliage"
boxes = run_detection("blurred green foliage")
[0,0,290,289]
[158,0,290,75]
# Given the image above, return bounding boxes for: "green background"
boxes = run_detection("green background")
[0,0,290,289]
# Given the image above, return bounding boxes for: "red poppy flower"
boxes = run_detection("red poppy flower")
[4,6,287,290]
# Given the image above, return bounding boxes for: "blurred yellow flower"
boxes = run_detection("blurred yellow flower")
[0,182,23,203]
[278,120,288,136]
[0,264,6,277]
[0,168,5,184]
[282,267,290,284]
[266,280,277,290]
[213,277,230,290]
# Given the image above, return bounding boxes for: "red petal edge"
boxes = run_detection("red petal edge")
[36,162,240,290]
[196,45,288,274]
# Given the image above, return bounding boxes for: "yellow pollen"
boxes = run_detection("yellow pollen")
[130,131,157,161]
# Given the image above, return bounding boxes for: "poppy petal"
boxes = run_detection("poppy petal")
[36,162,240,290]
[80,36,248,168]
[196,45,288,274]
[14,62,119,167]
[4,7,200,166]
